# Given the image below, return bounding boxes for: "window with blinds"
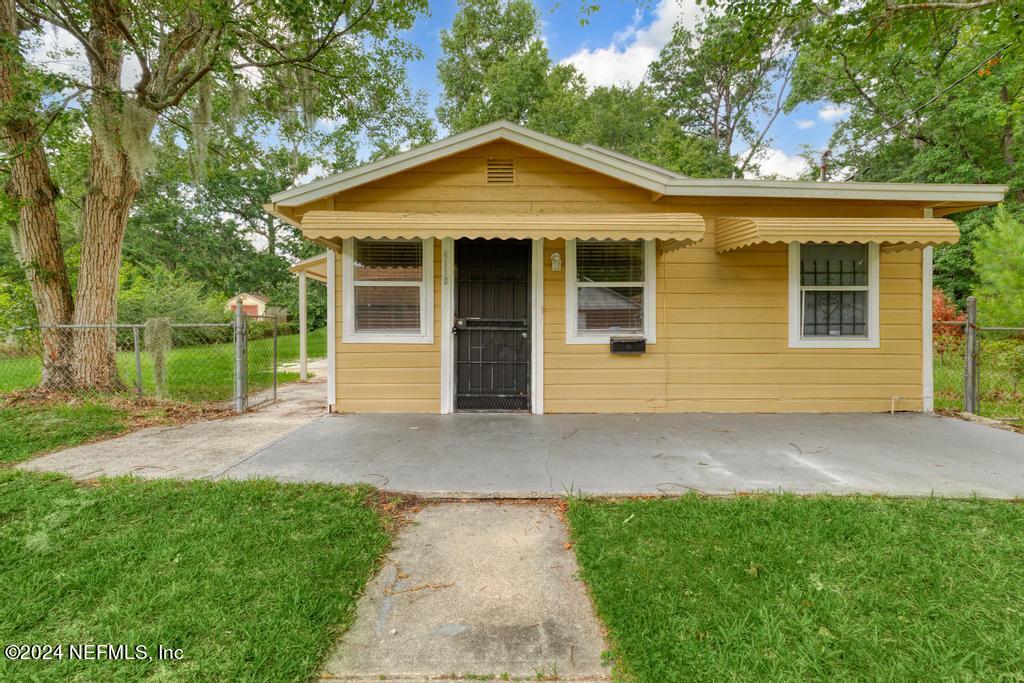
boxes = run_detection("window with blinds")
[799,243,868,338]
[352,239,424,333]
[572,240,647,336]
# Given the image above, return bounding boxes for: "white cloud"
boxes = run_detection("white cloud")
[818,105,851,121]
[739,147,809,180]
[559,0,701,89]
[795,119,815,130]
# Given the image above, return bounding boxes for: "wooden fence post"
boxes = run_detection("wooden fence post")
[963,296,979,413]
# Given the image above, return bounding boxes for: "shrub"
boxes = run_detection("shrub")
[974,205,1024,327]
[118,264,228,324]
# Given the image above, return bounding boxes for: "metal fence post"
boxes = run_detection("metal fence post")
[963,296,979,413]
[234,305,247,413]
[272,317,278,402]
[132,326,143,396]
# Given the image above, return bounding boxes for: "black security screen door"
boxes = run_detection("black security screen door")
[454,239,531,411]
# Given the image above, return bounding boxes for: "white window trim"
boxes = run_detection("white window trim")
[565,239,656,345]
[440,238,454,414]
[788,241,880,349]
[342,236,434,344]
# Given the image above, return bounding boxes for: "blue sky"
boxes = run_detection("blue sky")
[401,0,847,178]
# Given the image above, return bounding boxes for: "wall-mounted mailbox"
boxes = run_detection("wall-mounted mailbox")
[610,336,646,355]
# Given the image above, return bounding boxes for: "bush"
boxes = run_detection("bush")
[974,205,1024,327]
[118,264,228,324]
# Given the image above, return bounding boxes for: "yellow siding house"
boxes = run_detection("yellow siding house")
[271,122,1006,415]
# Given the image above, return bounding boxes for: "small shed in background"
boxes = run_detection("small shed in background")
[225,292,269,316]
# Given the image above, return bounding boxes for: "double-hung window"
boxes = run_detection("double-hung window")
[788,242,879,348]
[342,237,434,343]
[566,239,656,344]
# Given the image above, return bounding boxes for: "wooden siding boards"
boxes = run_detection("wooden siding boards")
[329,141,926,414]
[334,245,443,413]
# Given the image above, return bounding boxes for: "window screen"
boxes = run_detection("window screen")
[575,240,645,334]
[800,243,868,338]
[353,239,423,333]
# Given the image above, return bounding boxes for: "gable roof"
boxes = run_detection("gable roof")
[268,120,1007,213]
[228,292,269,303]
[269,120,677,207]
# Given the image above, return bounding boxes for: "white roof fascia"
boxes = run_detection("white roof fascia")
[582,143,686,179]
[269,120,1008,209]
[664,178,1008,204]
[270,121,670,207]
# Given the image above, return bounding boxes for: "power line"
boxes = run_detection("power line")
[841,36,1020,180]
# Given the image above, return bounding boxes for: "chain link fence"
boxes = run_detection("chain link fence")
[934,296,1024,424]
[0,313,305,412]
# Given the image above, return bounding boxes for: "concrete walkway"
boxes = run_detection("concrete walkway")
[321,502,609,681]
[19,361,327,480]
[224,411,1024,498]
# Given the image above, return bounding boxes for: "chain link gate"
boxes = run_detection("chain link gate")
[934,295,1024,425]
[232,307,279,412]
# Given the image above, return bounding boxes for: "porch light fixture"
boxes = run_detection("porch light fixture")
[551,252,562,272]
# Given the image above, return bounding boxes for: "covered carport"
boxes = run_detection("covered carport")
[288,253,329,381]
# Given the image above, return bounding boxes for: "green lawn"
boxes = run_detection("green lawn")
[0,471,391,682]
[568,495,1024,681]
[0,327,327,401]
[0,402,134,463]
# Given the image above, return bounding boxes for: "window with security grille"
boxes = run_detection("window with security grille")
[570,240,652,338]
[352,239,425,333]
[800,243,868,338]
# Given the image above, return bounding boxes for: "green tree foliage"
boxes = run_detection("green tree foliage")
[117,265,227,324]
[436,0,737,177]
[974,205,1024,326]
[437,0,563,132]
[648,8,799,176]
[706,0,1023,305]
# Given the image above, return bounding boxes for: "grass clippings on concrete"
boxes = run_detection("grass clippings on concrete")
[0,471,392,682]
[568,493,1024,681]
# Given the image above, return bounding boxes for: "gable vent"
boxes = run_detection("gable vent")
[486,158,515,184]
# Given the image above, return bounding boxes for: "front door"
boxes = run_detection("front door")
[454,239,531,411]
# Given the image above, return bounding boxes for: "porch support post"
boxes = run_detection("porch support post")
[531,238,544,414]
[326,250,336,411]
[922,207,934,412]
[298,271,308,381]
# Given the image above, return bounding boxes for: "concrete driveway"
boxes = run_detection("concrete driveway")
[223,412,1024,498]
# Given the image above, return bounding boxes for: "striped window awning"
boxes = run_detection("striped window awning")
[299,211,707,250]
[715,217,960,252]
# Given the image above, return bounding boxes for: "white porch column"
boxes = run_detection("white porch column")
[298,271,308,381]
[326,250,336,411]
[922,207,934,412]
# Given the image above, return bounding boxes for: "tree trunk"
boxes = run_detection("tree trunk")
[71,0,148,390]
[266,216,276,255]
[999,84,1023,202]
[0,0,76,389]
[72,141,141,389]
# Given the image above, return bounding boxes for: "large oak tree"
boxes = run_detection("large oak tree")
[0,0,426,390]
